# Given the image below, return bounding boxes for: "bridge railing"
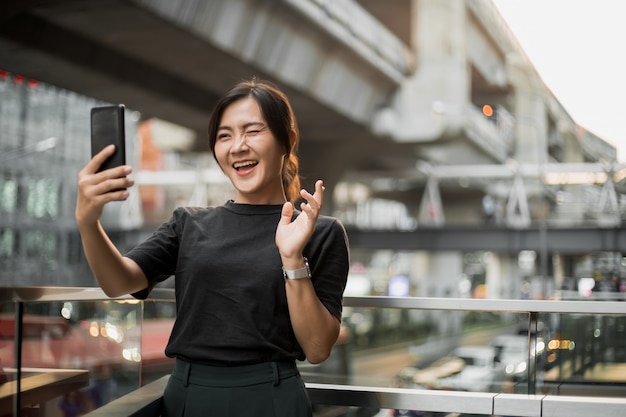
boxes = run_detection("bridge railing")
[1,286,625,416]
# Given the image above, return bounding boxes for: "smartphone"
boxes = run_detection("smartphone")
[90,104,126,173]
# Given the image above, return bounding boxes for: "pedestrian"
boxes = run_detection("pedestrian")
[58,390,89,417]
[75,77,350,416]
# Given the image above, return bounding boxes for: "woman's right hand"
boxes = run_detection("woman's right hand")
[76,145,134,227]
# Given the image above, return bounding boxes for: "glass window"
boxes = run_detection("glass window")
[0,179,17,213]
[0,229,15,257]
[24,230,56,259]
[26,179,59,218]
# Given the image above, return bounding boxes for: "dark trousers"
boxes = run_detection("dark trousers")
[162,358,312,417]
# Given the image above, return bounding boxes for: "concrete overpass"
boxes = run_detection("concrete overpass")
[1,0,623,226]
[0,0,403,196]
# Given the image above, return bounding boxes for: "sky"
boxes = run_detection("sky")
[492,0,626,162]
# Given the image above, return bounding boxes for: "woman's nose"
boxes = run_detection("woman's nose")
[231,133,248,152]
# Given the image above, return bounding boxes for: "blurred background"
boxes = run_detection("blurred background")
[1,1,625,416]
[2,0,625,296]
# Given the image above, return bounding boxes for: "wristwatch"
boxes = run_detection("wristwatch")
[283,257,311,280]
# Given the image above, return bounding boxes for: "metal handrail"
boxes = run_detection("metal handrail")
[3,286,625,314]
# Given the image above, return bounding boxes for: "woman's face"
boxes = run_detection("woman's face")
[214,97,287,204]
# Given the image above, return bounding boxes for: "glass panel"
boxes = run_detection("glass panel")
[301,306,626,417]
[540,312,626,397]
[3,300,144,414]
[140,300,176,384]
[1,290,626,415]
[301,307,528,391]
[301,307,626,402]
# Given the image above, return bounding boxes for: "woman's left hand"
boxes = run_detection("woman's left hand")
[276,179,324,264]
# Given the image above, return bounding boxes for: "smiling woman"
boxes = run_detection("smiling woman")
[208,78,302,205]
[211,97,289,205]
[75,77,350,417]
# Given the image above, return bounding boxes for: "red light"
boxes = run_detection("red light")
[0,69,8,80]
[482,104,494,117]
[28,79,39,89]
[13,74,25,85]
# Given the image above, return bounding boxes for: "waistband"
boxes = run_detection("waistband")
[172,358,299,388]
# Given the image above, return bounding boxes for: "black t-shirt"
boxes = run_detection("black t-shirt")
[126,201,350,365]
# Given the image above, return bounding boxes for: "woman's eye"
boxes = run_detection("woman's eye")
[246,129,261,135]
[217,133,230,141]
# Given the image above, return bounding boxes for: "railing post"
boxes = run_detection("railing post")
[528,311,538,394]
[14,301,24,416]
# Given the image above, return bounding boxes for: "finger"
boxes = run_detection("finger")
[82,145,117,175]
[313,179,325,207]
[81,166,131,194]
[299,188,319,214]
[84,172,134,198]
[96,164,133,183]
[101,175,134,195]
[278,202,294,225]
[298,199,321,225]
[76,183,130,225]
[90,188,131,205]
[299,180,324,211]
[104,188,132,202]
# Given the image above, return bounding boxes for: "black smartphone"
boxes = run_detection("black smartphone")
[90,104,126,173]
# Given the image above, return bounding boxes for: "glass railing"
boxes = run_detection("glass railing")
[1,286,625,416]
[0,287,174,416]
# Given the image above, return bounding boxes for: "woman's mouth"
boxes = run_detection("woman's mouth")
[233,160,258,174]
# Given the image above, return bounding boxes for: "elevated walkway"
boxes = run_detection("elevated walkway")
[345,225,626,253]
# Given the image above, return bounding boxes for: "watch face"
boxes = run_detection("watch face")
[283,257,311,280]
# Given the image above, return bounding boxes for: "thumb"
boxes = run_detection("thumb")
[279,202,294,226]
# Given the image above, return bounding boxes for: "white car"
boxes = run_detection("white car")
[490,334,546,382]
[393,356,465,390]
[435,346,504,392]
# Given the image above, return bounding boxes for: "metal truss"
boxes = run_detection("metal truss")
[416,162,625,228]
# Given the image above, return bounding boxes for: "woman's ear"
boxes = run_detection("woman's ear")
[288,129,297,150]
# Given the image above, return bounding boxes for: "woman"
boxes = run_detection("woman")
[75,78,350,416]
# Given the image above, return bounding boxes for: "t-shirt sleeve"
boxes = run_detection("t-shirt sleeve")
[307,218,350,320]
[125,209,182,299]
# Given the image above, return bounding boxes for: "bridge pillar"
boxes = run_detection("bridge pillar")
[371,0,469,142]
[413,251,464,335]
[412,251,462,298]
[485,253,523,299]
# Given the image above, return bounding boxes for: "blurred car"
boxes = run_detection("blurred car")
[490,334,544,383]
[393,357,465,390]
[435,346,505,392]
[388,357,465,417]
[491,334,530,381]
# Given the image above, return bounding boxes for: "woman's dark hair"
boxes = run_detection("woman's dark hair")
[208,78,301,203]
